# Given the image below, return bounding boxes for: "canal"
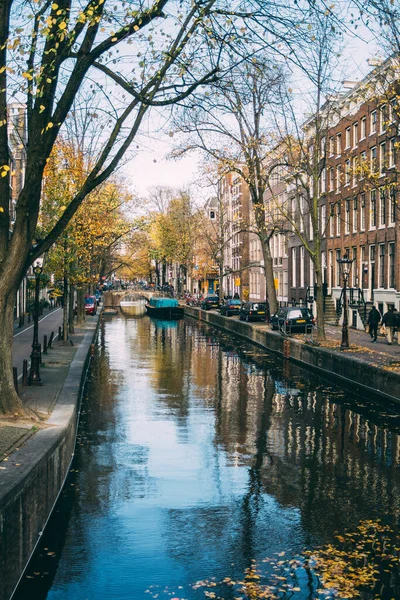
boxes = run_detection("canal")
[14,316,400,600]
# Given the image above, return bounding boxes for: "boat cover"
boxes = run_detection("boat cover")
[149,297,179,308]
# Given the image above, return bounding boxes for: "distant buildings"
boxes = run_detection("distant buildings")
[205,58,400,327]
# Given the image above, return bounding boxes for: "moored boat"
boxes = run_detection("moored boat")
[145,297,184,319]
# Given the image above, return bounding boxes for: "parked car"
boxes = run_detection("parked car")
[239,302,269,322]
[270,307,315,333]
[201,295,220,310]
[220,298,241,317]
[84,295,97,315]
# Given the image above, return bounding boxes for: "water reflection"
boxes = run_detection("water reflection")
[15,316,400,600]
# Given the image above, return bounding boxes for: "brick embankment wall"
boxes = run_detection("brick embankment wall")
[0,320,99,600]
[184,307,400,405]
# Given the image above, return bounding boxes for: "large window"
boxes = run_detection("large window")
[389,242,395,288]
[390,188,396,225]
[379,244,385,288]
[336,165,341,193]
[370,110,377,134]
[300,246,305,288]
[360,193,365,230]
[352,247,357,287]
[336,249,341,286]
[353,122,358,147]
[370,190,376,228]
[345,159,350,185]
[320,204,327,235]
[336,202,341,235]
[329,167,334,191]
[345,127,351,148]
[360,116,366,139]
[380,104,387,132]
[336,133,342,156]
[379,141,386,175]
[389,137,396,168]
[359,151,366,179]
[352,197,358,232]
[352,156,357,187]
[330,203,335,237]
[291,247,297,288]
[379,187,386,227]
[370,146,377,173]
[345,199,350,233]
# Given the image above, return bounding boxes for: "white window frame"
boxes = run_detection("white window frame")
[291,247,296,288]
[336,133,342,157]
[300,246,305,288]
[352,197,357,233]
[360,193,365,231]
[345,127,351,149]
[345,199,350,234]
[360,116,366,139]
[370,110,377,134]
[352,122,358,147]
[370,189,377,230]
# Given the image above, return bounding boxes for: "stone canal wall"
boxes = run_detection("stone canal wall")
[0,322,98,600]
[184,306,400,404]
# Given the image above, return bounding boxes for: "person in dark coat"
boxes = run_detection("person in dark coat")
[367,306,381,343]
[382,306,397,344]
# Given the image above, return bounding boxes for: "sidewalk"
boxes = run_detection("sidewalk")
[0,311,98,462]
[252,319,400,373]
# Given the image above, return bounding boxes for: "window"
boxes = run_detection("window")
[352,156,357,187]
[352,197,357,232]
[360,116,366,139]
[352,122,358,147]
[320,136,326,154]
[380,104,387,132]
[360,246,365,285]
[300,246,305,288]
[300,197,306,232]
[329,166,334,191]
[336,165,341,192]
[330,203,335,237]
[291,247,296,288]
[390,97,397,122]
[379,187,386,226]
[389,242,395,288]
[309,213,314,240]
[370,110,377,134]
[345,199,350,233]
[345,126,351,148]
[345,159,350,185]
[359,151,366,179]
[329,136,335,156]
[370,146,377,173]
[209,210,215,220]
[390,188,396,225]
[360,193,365,230]
[336,202,341,235]
[336,133,342,156]
[379,244,385,288]
[336,249,341,286]
[291,198,296,231]
[320,168,326,193]
[379,141,386,174]
[370,189,376,228]
[320,204,327,235]
[310,257,314,288]
[389,137,396,168]
[352,247,357,287]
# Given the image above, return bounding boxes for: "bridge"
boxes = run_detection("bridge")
[102,289,162,308]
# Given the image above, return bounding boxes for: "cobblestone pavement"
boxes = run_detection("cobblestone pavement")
[0,312,98,462]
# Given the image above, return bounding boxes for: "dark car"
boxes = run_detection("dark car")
[239,302,269,322]
[220,299,241,317]
[201,295,220,310]
[84,295,97,315]
[270,307,315,333]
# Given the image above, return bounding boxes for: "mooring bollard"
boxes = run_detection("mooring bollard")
[58,326,62,339]
[43,334,48,354]
[28,312,31,323]
[90,343,95,359]
[22,360,28,386]
[13,367,18,394]
[48,331,54,349]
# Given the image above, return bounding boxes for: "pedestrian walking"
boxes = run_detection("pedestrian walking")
[382,306,397,345]
[367,306,381,342]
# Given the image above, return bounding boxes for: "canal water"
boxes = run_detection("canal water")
[14,316,400,600]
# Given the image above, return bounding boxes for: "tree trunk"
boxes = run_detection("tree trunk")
[62,275,69,344]
[261,238,278,315]
[68,283,75,334]
[76,286,85,324]
[315,264,326,341]
[0,292,24,414]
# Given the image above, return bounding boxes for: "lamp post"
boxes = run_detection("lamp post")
[337,253,354,350]
[28,263,43,385]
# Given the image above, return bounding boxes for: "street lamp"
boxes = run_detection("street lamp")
[337,253,354,350]
[28,262,43,385]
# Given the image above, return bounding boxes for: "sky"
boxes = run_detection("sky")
[123,11,381,202]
